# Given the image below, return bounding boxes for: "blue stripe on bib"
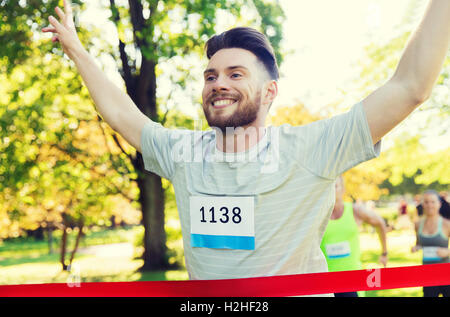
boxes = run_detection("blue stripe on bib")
[191,234,255,250]
[327,253,350,259]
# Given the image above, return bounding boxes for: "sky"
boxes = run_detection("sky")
[275,0,413,110]
[77,0,448,152]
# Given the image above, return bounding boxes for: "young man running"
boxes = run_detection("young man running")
[43,0,450,294]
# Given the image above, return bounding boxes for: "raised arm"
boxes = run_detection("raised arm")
[43,0,151,152]
[353,202,388,267]
[362,0,450,144]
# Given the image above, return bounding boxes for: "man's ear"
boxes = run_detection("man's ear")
[263,80,278,108]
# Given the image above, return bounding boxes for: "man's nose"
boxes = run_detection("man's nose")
[212,75,230,92]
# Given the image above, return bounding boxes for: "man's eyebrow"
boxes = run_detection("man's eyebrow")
[227,65,249,71]
[203,68,216,75]
[203,65,249,75]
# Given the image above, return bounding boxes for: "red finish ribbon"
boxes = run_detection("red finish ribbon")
[1,263,449,297]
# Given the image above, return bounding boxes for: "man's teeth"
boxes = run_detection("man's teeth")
[213,99,236,106]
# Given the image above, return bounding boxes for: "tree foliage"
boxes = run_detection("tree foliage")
[0,0,83,73]
[0,42,140,250]
[379,134,450,195]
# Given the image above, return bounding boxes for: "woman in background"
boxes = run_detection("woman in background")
[412,190,450,297]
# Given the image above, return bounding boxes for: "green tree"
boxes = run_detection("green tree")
[378,134,450,195]
[0,41,140,269]
[1,0,285,270]
[0,0,85,73]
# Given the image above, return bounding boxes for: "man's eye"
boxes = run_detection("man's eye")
[206,76,216,81]
[231,73,242,78]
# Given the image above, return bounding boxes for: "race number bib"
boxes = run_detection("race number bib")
[190,196,255,250]
[325,241,351,259]
[423,247,441,262]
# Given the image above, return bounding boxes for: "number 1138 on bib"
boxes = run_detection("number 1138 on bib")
[190,196,255,250]
[199,206,242,224]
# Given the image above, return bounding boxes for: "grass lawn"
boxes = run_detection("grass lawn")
[0,223,433,296]
[359,228,423,297]
[0,226,188,286]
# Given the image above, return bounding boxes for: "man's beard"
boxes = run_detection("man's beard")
[203,91,261,134]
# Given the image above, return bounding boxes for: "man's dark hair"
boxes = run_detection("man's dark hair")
[205,27,279,81]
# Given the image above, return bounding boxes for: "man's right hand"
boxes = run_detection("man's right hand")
[42,0,84,60]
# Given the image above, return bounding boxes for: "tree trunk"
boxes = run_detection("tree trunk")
[114,0,168,269]
[60,225,68,271]
[137,163,168,271]
[47,225,53,255]
[69,224,84,268]
[128,52,169,271]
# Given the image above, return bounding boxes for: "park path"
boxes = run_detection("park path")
[78,242,135,258]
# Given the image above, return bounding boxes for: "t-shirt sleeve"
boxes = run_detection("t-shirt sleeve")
[297,102,381,179]
[140,120,186,181]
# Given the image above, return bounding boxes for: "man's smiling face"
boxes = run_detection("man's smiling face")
[202,48,268,133]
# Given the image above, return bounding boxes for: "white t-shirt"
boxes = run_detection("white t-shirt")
[141,102,380,283]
